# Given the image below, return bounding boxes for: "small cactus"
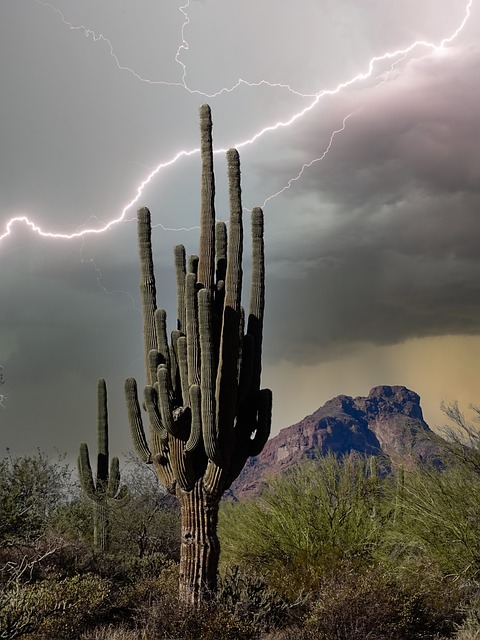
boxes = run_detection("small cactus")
[78,379,128,551]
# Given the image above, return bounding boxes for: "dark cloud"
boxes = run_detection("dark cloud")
[262,44,480,363]
[1,0,479,453]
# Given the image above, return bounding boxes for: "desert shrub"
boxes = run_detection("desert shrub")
[118,551,175,582]
[304,565,460,640]
[80,627,140,640]
[388,461,480,581]
[443,593,480,640]
[217,566,302,633]
[0,451,73,543]
[124,563,254,639]
[1,573,111,639]
[453,611,480,640]
[107,495,180,560]
[0,534,97,588]
[94,454,180,560]
[219,454,388,596]
[52,493,95,544]
[133,598,255,640]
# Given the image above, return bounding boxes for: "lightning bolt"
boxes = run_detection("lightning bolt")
[79,244,141,313]
[259,112,359,210]
[32,0,319,98]
[0,0,474,246]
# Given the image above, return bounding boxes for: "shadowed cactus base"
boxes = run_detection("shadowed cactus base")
[125,104,272,606]
[78,379,129,551]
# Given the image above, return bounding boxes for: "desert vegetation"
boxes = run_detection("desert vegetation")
[3,436,480,639]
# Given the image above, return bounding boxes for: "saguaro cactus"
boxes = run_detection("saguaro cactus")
[78,379,128,551]
[125,104,272,605]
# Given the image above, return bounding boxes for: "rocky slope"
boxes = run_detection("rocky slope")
[232,385,445,498]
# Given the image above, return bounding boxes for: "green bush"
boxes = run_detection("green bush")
[452,600,480,640]
[387,461,480,581]
[304,566,460,640]
[0,451,73,542]
[217,566,301,633]
[131,566,255,640]
[1,573,111,639]
[80,627,141,640]
[219,454,388,596]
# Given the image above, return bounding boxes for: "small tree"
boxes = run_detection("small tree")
[389,401,480,579]
[110,454,180,559]
[0,451,72,542]
[441,400,480,471]
[125,104,271,606]
[219,454,385,595]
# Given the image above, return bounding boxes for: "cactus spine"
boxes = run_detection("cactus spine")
[125,104,272,606]
[78,379,128,551]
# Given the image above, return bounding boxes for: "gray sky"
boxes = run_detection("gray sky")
[1,0,480,461]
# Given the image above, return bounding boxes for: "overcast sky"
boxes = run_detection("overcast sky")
[1,0,480,461]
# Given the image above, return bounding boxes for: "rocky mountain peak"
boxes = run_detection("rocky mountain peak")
[231,385,443,499]
[361,385,424,421]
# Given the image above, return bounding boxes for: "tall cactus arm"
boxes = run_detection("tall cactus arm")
[237,333,254,406]
[106,457,130,503]
[198,288,221,466]
[225,389,272,489]
[155,309,171,370]
[247,207,266,391]
[215,221,227,321]
[169,329,183,398]
[96,378,109,487]
[215,148,243,460]
[215,221,227,286]
[174,244,187,333]
[107,456,121,497]
[236,207,268,423]
[225,206,270,489]
[197,104,216,294]
[125,377,152,464]
[144,386,168,441]
[126,378,176,492]
[185,272,201,387]
[78,443,97,499]
[148,350,160,393]
[224,149,243,314]
[248,388,273,456]
[176,336,190,407]
[185,384,202,453]
[137,207,158,386]
[189,254,199,277]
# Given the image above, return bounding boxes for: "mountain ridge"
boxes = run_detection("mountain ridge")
[232,385,444,498]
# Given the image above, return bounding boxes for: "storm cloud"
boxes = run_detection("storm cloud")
[1,0,479,454]
[260,43,480,363]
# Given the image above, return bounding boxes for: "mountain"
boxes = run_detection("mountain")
[232,385,445,498]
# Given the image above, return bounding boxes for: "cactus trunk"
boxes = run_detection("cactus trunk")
[178,482,220,606]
